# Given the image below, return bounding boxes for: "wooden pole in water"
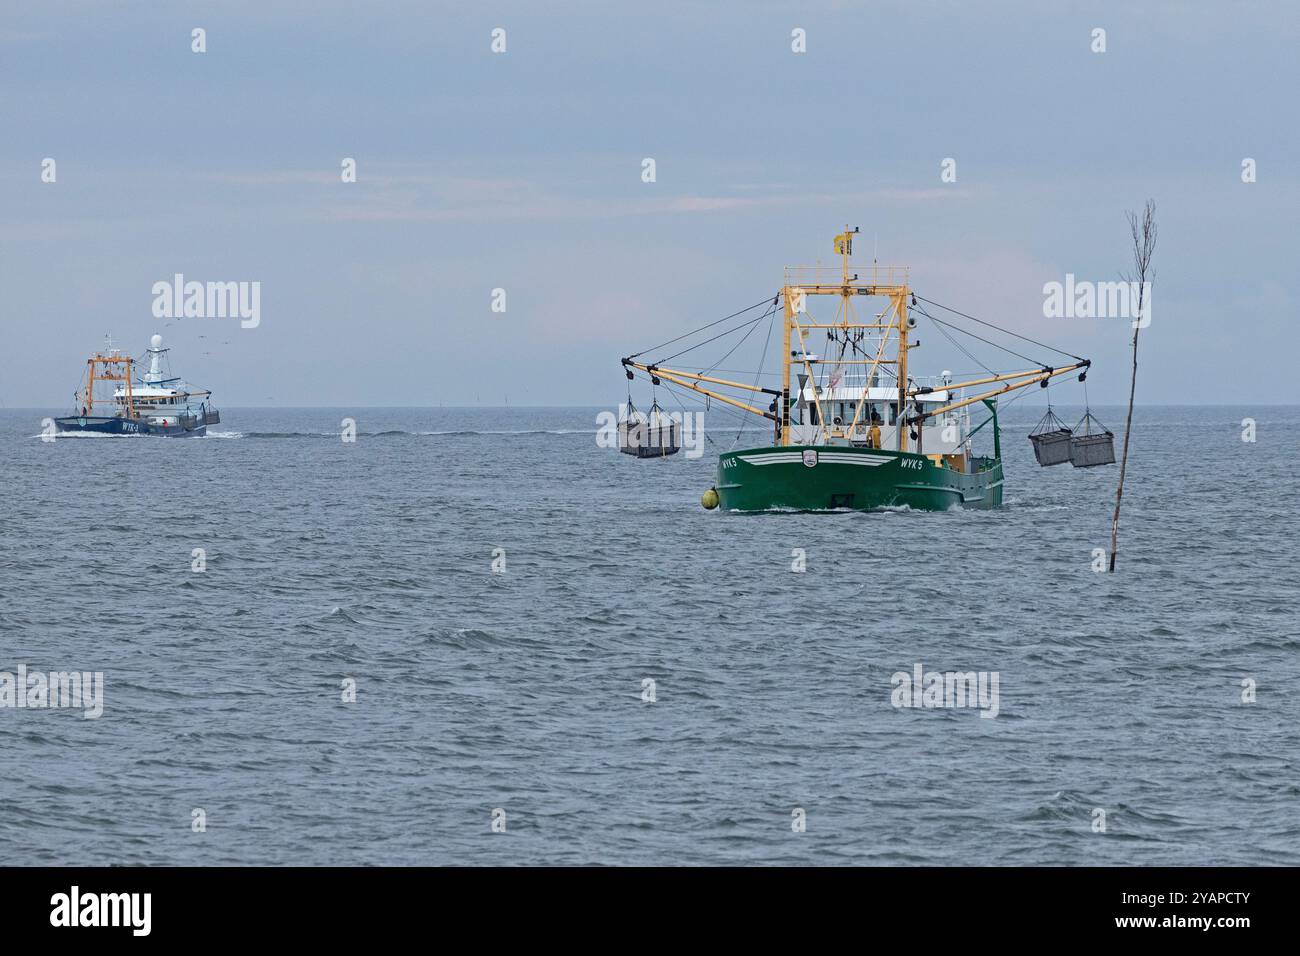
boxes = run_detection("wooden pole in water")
[1109,200,1157,573]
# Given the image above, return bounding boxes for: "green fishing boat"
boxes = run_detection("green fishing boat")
[620,227,1097,512]
[714,440,1005,512]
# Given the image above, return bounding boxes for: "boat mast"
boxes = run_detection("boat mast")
[838,225,853,442]
[838,224,913,453]
[775,225,915,450]
[780,287,793,446]
[898,288,910,453]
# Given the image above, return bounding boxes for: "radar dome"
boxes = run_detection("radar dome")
[151,334,163,348]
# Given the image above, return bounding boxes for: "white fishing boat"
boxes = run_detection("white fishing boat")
[55,334,221,437]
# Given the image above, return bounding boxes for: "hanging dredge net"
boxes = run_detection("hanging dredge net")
[618,398,681,458]
[1068,409,1115,468]
[1028,362,1116,469]
[1028,406,1073,467]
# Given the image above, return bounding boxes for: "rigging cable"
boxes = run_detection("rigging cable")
[653,309,772,366]
[656,377,742,452]
[627,295,777,361]
[921,312,1045,367]
[630,302,779,446]
[731,307,777,450]
[702,299,777,376]
[913,304,995,374]
[913,294,1084,362]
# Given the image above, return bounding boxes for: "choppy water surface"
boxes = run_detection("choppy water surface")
[1,404,1297,865]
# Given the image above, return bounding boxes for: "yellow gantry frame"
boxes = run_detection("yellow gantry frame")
[625,228,1090,453]
[83,355,134,417]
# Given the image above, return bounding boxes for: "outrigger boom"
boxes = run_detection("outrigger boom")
[618,226,1100,512]
[621,362,780,421]
[623,227,1090,455]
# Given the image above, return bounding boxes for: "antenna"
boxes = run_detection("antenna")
[873,233,878,264]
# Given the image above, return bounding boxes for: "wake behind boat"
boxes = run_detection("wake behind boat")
[55,334,221,437]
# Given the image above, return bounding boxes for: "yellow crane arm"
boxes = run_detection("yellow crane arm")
[913,362,1090,421]
[622,360,776,420]
[908,362,1090,399]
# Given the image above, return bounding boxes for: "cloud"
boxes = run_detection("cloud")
[311,182,971,223]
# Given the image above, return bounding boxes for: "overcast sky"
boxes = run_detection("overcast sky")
[2,0,1296,407]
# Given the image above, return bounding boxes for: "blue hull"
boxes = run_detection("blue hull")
[54,416,207,437]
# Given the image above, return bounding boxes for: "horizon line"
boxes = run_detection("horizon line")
[3,402,1299,412]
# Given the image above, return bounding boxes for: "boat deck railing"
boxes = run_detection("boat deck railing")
[784,263,910,288]
[807,372,954,392]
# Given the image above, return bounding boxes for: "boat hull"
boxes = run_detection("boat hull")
[715,445,1003,512]
[53,416,207,438]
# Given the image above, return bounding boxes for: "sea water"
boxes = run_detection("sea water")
[1,404,1296,865]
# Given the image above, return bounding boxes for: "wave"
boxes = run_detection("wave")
[36,426,683,440]
[243,431,334,438]
[29,431,144,439]
[237,429,596,439]
[417,428,596,436]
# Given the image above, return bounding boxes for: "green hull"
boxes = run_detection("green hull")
[715,445,1004,512]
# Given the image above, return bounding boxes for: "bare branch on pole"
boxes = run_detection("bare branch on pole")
[1109,200,1157,572]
